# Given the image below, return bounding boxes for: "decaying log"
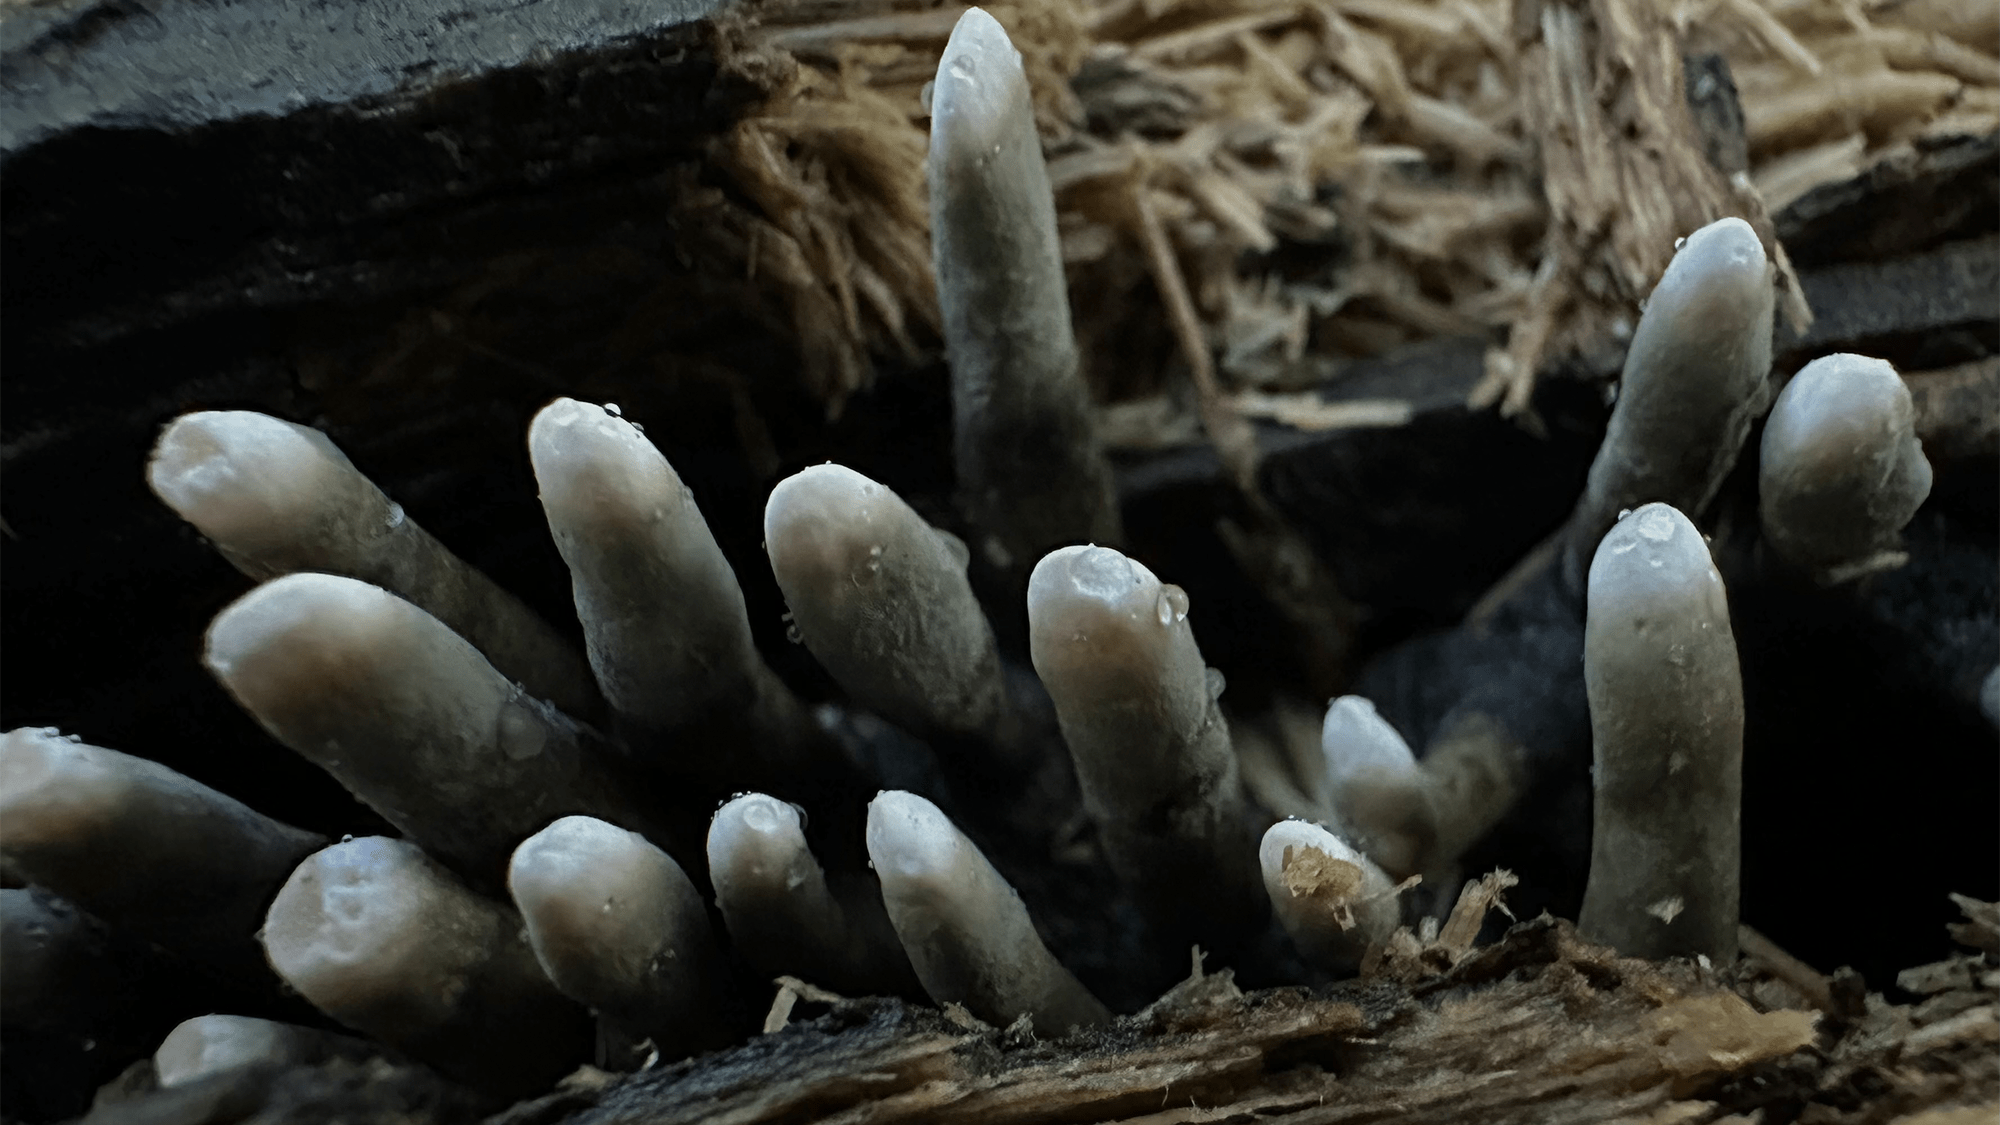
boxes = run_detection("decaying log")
[73,889,2000,1125]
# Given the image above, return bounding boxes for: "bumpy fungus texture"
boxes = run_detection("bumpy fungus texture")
[508,815,725,1059]
[764,464,1010,753]
[261,836,592,1099]
[866,790,1109,1036]
[1567,217,1775,580]
[1759,353,1933,584]
[149,410,598,717]
[529,398,815,772]
[204,573,642,886]
[0,727,323,977]
[1259,819,1401,972]
[1028,544,1263,952]
[708,793,919,997]
[1579,503,1744,962]
[930,7,1122,573]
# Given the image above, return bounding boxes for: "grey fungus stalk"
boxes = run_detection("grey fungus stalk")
[1759,353,1933,584]
[529,399,815,772]
[1027,544,1262,950]
[1578,503,1743,962]
[1567,217,1775,581]
[866,790,1108,1036]
[204,573,639,886]
[262,836,592,1099]
[929,7,1121,573]
[1316,696,1437,880]
[763,464,1012,756]
[1259,819,1402,972]
[508,816,726,1061]
[148,410,598,718]
[0,727,324,977]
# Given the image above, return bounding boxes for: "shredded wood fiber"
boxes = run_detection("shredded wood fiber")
[461,888,2000,1125]
[705,0,1996,437]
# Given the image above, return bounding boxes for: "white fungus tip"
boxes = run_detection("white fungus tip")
[864,790,967,888]
[1588,503,1723,620]
[506,816,658,914]
[0,728,118,847]
[1319,695,1419,787]
[203,573,402,688]
[262,838,467,1026]
[762,463,889,576]
[528,398,676,525]
[707,793,808,878]
[154,1015,303,1089]
[1258,818,1369,880]
[147,411,350,543]
[930,8,1028,157]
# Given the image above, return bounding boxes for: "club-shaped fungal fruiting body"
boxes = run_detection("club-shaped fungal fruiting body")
[1759,353,1933,584]
[1578,503,1744,962]
[1028,544,1264,954]
[149,410,599,718]
[866,790,1109,1035]
[1566,218,1775,584]
[261,836,592,1099]
[929,6,1122,575]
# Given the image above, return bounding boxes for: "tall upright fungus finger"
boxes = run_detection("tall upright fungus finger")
[205,573,639,885]
[708,793,918,997]
[866,791,1108,1035]
[1569,218,1775,578]
[1759,353,1933,584]
[1259,819,1401,973]
[0,727,323,976]
[764,464,1009,753]
[1028,545,1262,949]
[929,7,1121,573]
[148,410,597,717]
[1579,503,1743,961]
[263,837,591,1098]
[1316,697,1437,880]
[529,399,815,771]
[508,816,726,1060]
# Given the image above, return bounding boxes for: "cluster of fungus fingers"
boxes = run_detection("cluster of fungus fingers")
[7,5,1979,1114]
[527,398,821,783]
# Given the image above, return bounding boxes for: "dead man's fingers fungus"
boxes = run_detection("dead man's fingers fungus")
[866,790,1109,1035]
[1578,503,1744,962]
[204,572,638,885]
[149,409,597,717]
[508,815,726,1060]
[1316,696,1437,880]
[262,836,591,1099]
[1259,818,1402,972]
[1759,353,1933,584]
[1027,544,1263,950]
[708,793,919,997]
[1569,218,1775,579]
[929,7,1121,573]
[0,727,323,975]
[529,398,814,770]
[763,463,1010,754]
